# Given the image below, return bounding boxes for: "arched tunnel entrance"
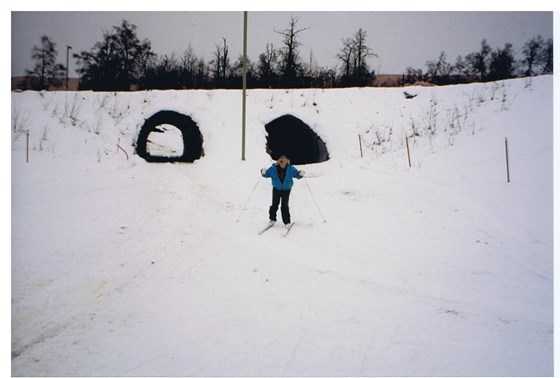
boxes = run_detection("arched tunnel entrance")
[265,114,329,165]
[136,110,204,163]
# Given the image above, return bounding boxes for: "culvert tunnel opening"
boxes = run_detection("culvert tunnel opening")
[145,124,184,158]
[265,114,329,165]
[136,110,203,163]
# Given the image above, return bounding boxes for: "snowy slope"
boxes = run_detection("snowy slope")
[11,76,553,376]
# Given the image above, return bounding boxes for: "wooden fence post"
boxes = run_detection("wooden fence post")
[26,130,29,163]
[505,137,510,183]
[358,134,363,158]
[406,136,412,168]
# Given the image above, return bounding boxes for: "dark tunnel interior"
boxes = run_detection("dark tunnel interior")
[265,114,329,165]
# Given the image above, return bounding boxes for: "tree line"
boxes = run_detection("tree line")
[403,37,553,86]
[17,17,553,91]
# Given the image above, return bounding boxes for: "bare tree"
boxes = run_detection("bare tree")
[210,38,230,84]
[465,39,492,81]
[275,16,309,87]
[454,55,467,77]
[336,37,354,79]
[426,51,452,84]
[521,36,543,76]
[257,42,278,87]
[25,35,65,90]
[179,45,199,88]
[403,66,423,84]
[140,53,182,89]
[538,38,553,74]
[337,28,376,86]
[194,57,210,88]
[352,29,375,81]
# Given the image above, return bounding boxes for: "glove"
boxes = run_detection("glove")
[260,168,266,175]
[299,170,305,177]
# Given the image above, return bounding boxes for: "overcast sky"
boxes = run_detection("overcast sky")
[10,10,554,77]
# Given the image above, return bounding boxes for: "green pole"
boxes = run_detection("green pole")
[241,11,248,161]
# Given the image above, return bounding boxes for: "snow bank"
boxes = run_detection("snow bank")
[11,76,553,376]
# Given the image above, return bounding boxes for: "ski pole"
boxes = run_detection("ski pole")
[304,177,326,223]
[236,176,261,222]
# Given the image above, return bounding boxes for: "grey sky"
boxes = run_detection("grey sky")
[11,11,553,77]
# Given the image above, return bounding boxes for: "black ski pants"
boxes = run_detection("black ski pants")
[269,188,291,224]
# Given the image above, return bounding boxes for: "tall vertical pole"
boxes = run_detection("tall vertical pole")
[241,11,248,161]
[66,45,72,90]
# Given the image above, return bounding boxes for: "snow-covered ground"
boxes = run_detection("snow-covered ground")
[11,76,553,376]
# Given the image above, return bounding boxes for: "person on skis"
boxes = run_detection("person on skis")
[260,155,304,227]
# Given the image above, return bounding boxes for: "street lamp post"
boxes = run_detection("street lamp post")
[66,45,72,90]
[241,11,247,161]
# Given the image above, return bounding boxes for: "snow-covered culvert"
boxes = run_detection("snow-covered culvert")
[136,110,204,163]
[265,114,329,165]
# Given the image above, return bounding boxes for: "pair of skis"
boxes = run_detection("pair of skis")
[258,222,295,237]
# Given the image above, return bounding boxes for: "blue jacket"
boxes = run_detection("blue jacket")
[262,164,303,190]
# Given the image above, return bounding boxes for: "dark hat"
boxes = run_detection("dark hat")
[276,155,290,165]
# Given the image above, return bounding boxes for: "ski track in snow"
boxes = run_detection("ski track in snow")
[10,76,553,376]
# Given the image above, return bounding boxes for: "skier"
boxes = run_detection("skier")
[260,155,304,227]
